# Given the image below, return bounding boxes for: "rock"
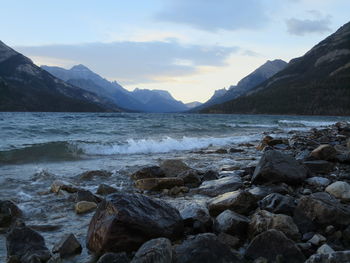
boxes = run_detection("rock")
[308,234,326,246]
[256,136,274,151]
[317,244,334,254]
[6,225,51,263]
[245,229,305,263]
[168,186,189,196]
[306,177,331,187]
[252,150,307,185]
[217,232,240,248]
[97,252,130,263]
[325,181,350,201]
[75,190,101,203]
[229,148,244,153]
[310,145,337,161]
[174,233,240,263]
[248,184,290,199]
[208,190,257,216]
[87,193,183,253]
[177,169,201,187]
[347,139,350,149]
[75,201,97,214]
[249,210,300,240]
[52,233,82,258]
[51,180,79,193]
[131,166,165,180]
[305,251,350,263]
[258,193,296,215]
[214,210,250,238]
[214,148,227,154]
[79,170,112,180]
[28,224,62,232]
[304,160,335,174]
[201,170,218,181]
[0,200,22,228]
[160,159,190,177]
[196,176,242,197]
[135,177,184,191]
[131,238,172,263]
[96,184,119,195]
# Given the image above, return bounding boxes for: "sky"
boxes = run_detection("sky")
[1,0,349,103]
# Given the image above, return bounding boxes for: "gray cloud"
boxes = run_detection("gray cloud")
[286,15,332,36]
[155,0,268,31]
[16,40,238,84]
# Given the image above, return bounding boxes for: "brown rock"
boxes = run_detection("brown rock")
[75,201,97,214]
[310,145,337,161]
[52,233,82,258]
[79,170,112,180]
[135,177,184,191]
[130,166,165,180]
[51,180,79,193]
[160,159,190,177]
[96,184,119,195]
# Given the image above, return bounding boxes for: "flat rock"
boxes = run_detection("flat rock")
[87,193,183,253]
[0,200,22,228]
[310,145,337,161]
[131,238,172,263]
[306,177,331,187]
[160,159,190,177]
[305,251,350,263]
[248,184,290,200]
[304,160,335,174]
[75,201,97,214]
[258,193,296,215]
[252,150,307,185]
[196,176,243,197]
[131,166,165,180]
[214,210,250,238]
[135,177,184,191]
[325,181,350,201]
[52,233,82,258]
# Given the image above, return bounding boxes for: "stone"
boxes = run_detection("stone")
[201,170,218,181]
[208,190,257,216]
[217,232,240,248]
[317,244,334,254]
[79,170,112,180]
[305,251,350,263]
[52,233,82,258]
[135,177,184,191]
[173,233,240,263]
[214,210,250,238]
[177,169,201,187]
[245,229,305,263]
[75,201,97,214]
[229,148,244,153]
[0,200,22,228]
[6,225,51,263]
[75,190,101,203]
[96,184,119,195]
[308,234,326,246]
[87,193,183,253]
[306,177,331,187]
[248,185,290,200]
[325,181,350,201]
[130,166,165,180]
[304,160,335,174]
[310,145,337,161]
[252,150,307,185]
[160,159,190,177]
[256,136,273,151]
[196,175,242,197]
[258,193,296,216]
[97,252,130,263]
[347,139,350,149]
[131,238,172,263]
[51,180,79,193]
[249,210,300,240]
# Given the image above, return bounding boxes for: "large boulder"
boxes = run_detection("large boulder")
[252,150,307,185]
[131,238,172,263]
[245,229,305,263]
[86,193,183,254]
[6,224,51,263]
[305,251,350,263]
[173,233,240,263]
[0,200,22,228]
[325,181,350,201]
[135,177,184,191]
[310,145,337,161]
[258,193,296,215]
[160,159,190,177]
[214,210,250,238]
[208,190,257,216]
[195,176,242,197]
[131,166,165,180]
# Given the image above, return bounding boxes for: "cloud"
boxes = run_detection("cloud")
[16,40,238,85]
[155,0,268,32]
[286,13,332,36]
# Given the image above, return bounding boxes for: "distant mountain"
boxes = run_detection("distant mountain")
[185,101,203,109]
[43,65,188,113]
[0,41,121,112]
[201,21,350,115]
[193,59,287,111]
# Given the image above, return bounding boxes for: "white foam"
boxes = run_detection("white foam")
[278,120,336,127]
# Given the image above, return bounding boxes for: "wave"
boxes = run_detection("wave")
[228,123,278,128]
[278,120,336,127]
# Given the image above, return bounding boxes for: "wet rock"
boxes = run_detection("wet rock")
[96,184,119,195]
[196,175,242,197]
[97,252,130,263]
[347,139,350,149]
[248,184,290,200]
[229,148,244,153]
[75,201,97,214]
[305,251,350,263]
[6,225,51,263]
[249,210,300,240]
[308,234,326,246]
[75,190,101,203]
[214,210,250,238]
[51,180,79,193]
[258,193,296,215]
[217,232,240,248]
[325,181,350,201]
[0,200,22,228]
[201,170,218,181]
[252,150,307,185]
[135,177,184,191]
[131,166,165,180]
[174,233,240,263]
[214,148,227,154]
[87,193,183,253]
[52,233,82,258]
[256,136,273,151]
[177,169,201,188]
[79,170,112,180]
[304,160,335,174]
[245,229,305,263]
[131,238,172,263]
[306,177,331,187]
[168,186,189,196]
[160,159,190,177]
[29,224,62,232]
[316,244,334,254]
[310,145,337,161]
[208,190,257,216]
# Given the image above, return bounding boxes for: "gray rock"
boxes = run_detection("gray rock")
[214,210,250,238]
[306,177,331,187]
[177,169,201,188]
[135,177,184,191]
[79,170,112,180]
[160,159,190,177]
[52,233,82,258]
[308,234,326,246]
[325,181,350,201]
[131,238,172,263]
[258,193,296,215]
[196,176,243,197]
[305,251,350,263]
[304,161,335,174]
[97,252,130,263]
[96,184,119,195]
[201,170,219,181]
[316,244,334,254]
[75,190,101,203]
[130,166,165,180]
[248,184,290,200]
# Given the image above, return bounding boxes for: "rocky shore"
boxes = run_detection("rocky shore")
[2,122,350,262]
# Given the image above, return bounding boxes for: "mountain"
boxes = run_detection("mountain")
[185,101,203,109]
[0,41,121,112]
[201,22,350,115]
[43,65,188,113]
[193,59,287,111]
